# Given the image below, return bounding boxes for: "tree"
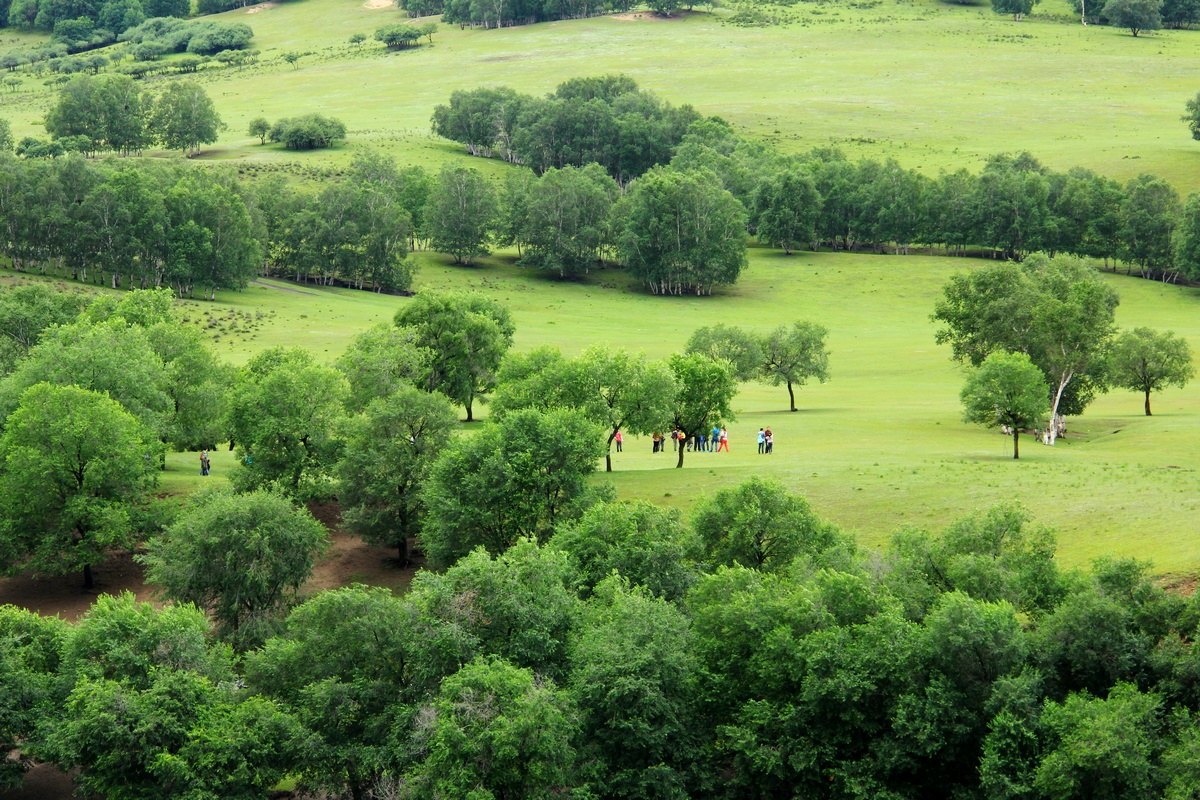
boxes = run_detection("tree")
[0,384,158,588]
[961,351,1051,459]
[615,165,748,295]
[992,0,1038,19]
[267,113,346,149]
[685,324,764,382]
[760,321,830,412]
[0,284,86,376]
[225,347,348,499]
[569,577,701,799]
[0,118,11,152]
[248,115,269,144]
[550,500,699,601]
[410,657,579,800]
[335,323,429,413]
[140,488,329,649]
[520,163,618,279]
[426,164,498,265]
[693,477,851,571]
[45,73,151,155]
[150,80,222,157]
[374,22,422,48]
[1103,0,1162,33]
[163,170,261,299]
[752,167,821,254]
[668,352,737,468]
[932,255,1118,444]
[337,387,456,564]
[394,291,514,421]
[420,408,603,568]
[1108,328,1193,415]
[1119,174,1180,276]
[0,607,66,790]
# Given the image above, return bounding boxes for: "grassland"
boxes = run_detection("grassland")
[54,242,1188,577]
[5,0,1200,188]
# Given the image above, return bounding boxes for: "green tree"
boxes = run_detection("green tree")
[45,73,151,155]
[520,163,619,279]
[551,500,699,600]
[1103,0,1163,33]
[752,167,821,254]
[140,488,329,649]
[0,118,11,152]
[0,607,66,790]
[1035,683,1162,798]
[411,657,579,800]
[933,254,1118,444]
[1119,173,1180,275]
[693,477,850,572]
[760,321,830,412]
[248,115,269,144]
[394,291,514,421]
[1108,327,1193,415]
[615,165,748,295]
[420,408,603,568]
[1174,192,1200,280]
[1184,93,1200,141]
[992,0,1038,20]
[150,80,222,157]
[960,351,1051,459]
[225,347,348,499]
[374,22,421,48]
[569,577,701,799]
[427,164,498,265]
[685,323,764,382]
[0,284,86,376]
[668,352,737,468]
[164,170,261,299]
[335,323,429,413]
[337,387,456,564]
[0,384,158,588]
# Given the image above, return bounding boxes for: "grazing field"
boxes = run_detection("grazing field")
[116,245,1198,576]
[5,0,1200,188]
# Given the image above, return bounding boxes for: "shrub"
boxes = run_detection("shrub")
[267,114,347,150]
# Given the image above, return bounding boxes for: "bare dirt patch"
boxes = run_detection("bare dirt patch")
[0,763,76,800]
[611,9,693,20]
[362,0,392,9]
[0,551,150,621]
[303,502,416,595]
[245,2,275,13]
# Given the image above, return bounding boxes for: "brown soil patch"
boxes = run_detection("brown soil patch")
[244,2,275,13]
[362,0,392,9]
[0,763,75,800]
[0,551,151,621]
[303,501,417,595]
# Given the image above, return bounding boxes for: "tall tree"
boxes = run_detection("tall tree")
[1119,173,1180,277]
[685,324,764,382]
[752,167,821,254]
[0,284,86,376]
[420,408,603,568]
[760,321,830,412]
[960,350,1051,459]
[336,387,456,564]
[520,163,618,278]
[140,488,329,649]
[1102,0,1163,33]
[615,165,748,295]
[394,291,514,421]
[149,80,222,157]
[335,323,429,413]
[668,352,737,468]
[0,383,158,588]
[426,164,497,265]
[1107,327,1193,415]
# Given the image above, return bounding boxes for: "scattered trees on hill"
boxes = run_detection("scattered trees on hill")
[685,320,830,411]
[374,21,435,47]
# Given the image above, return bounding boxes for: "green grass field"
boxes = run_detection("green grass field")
[5,0,1200,188]
[107,245,1195,577]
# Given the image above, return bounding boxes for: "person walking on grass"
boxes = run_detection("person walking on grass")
[711,424,721,453]
[718,427,729,453]
[615,430,623,453]
[757,427,765,454]
[200,450,211,476]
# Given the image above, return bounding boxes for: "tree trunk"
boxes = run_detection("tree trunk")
[1046,374,1071,445]
[787,381,797,412]
[83,563,94,589]
[676,445,684,469]
[1012,429,1020,459]
[465,401,473,422]
[398,538,410,567]
[1145,389,1152,416]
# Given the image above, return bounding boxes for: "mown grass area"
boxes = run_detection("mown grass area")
[4,0,1200,188]
[110,247,1199,577]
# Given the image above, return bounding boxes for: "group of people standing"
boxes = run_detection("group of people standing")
[756,427,774,454]
[626,425,777,456]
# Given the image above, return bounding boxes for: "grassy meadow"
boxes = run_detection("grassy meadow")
[5,0,1200,186]
[91,243,1195,577]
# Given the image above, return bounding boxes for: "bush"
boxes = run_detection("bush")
[374,23,422,48]
[268,114,347,150]
[186,22,253,54]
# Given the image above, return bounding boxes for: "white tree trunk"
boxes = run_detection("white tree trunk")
[1045,372,1072,445]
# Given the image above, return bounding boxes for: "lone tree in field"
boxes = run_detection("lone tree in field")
[248,116,270,144]
[1102,0,1162,33]
[0,384,158,589]
[761,322,830,412]
[1108,328,1193,415]
[961,351,1050,459]
[668,353,737,469]
[149,81,222,157]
